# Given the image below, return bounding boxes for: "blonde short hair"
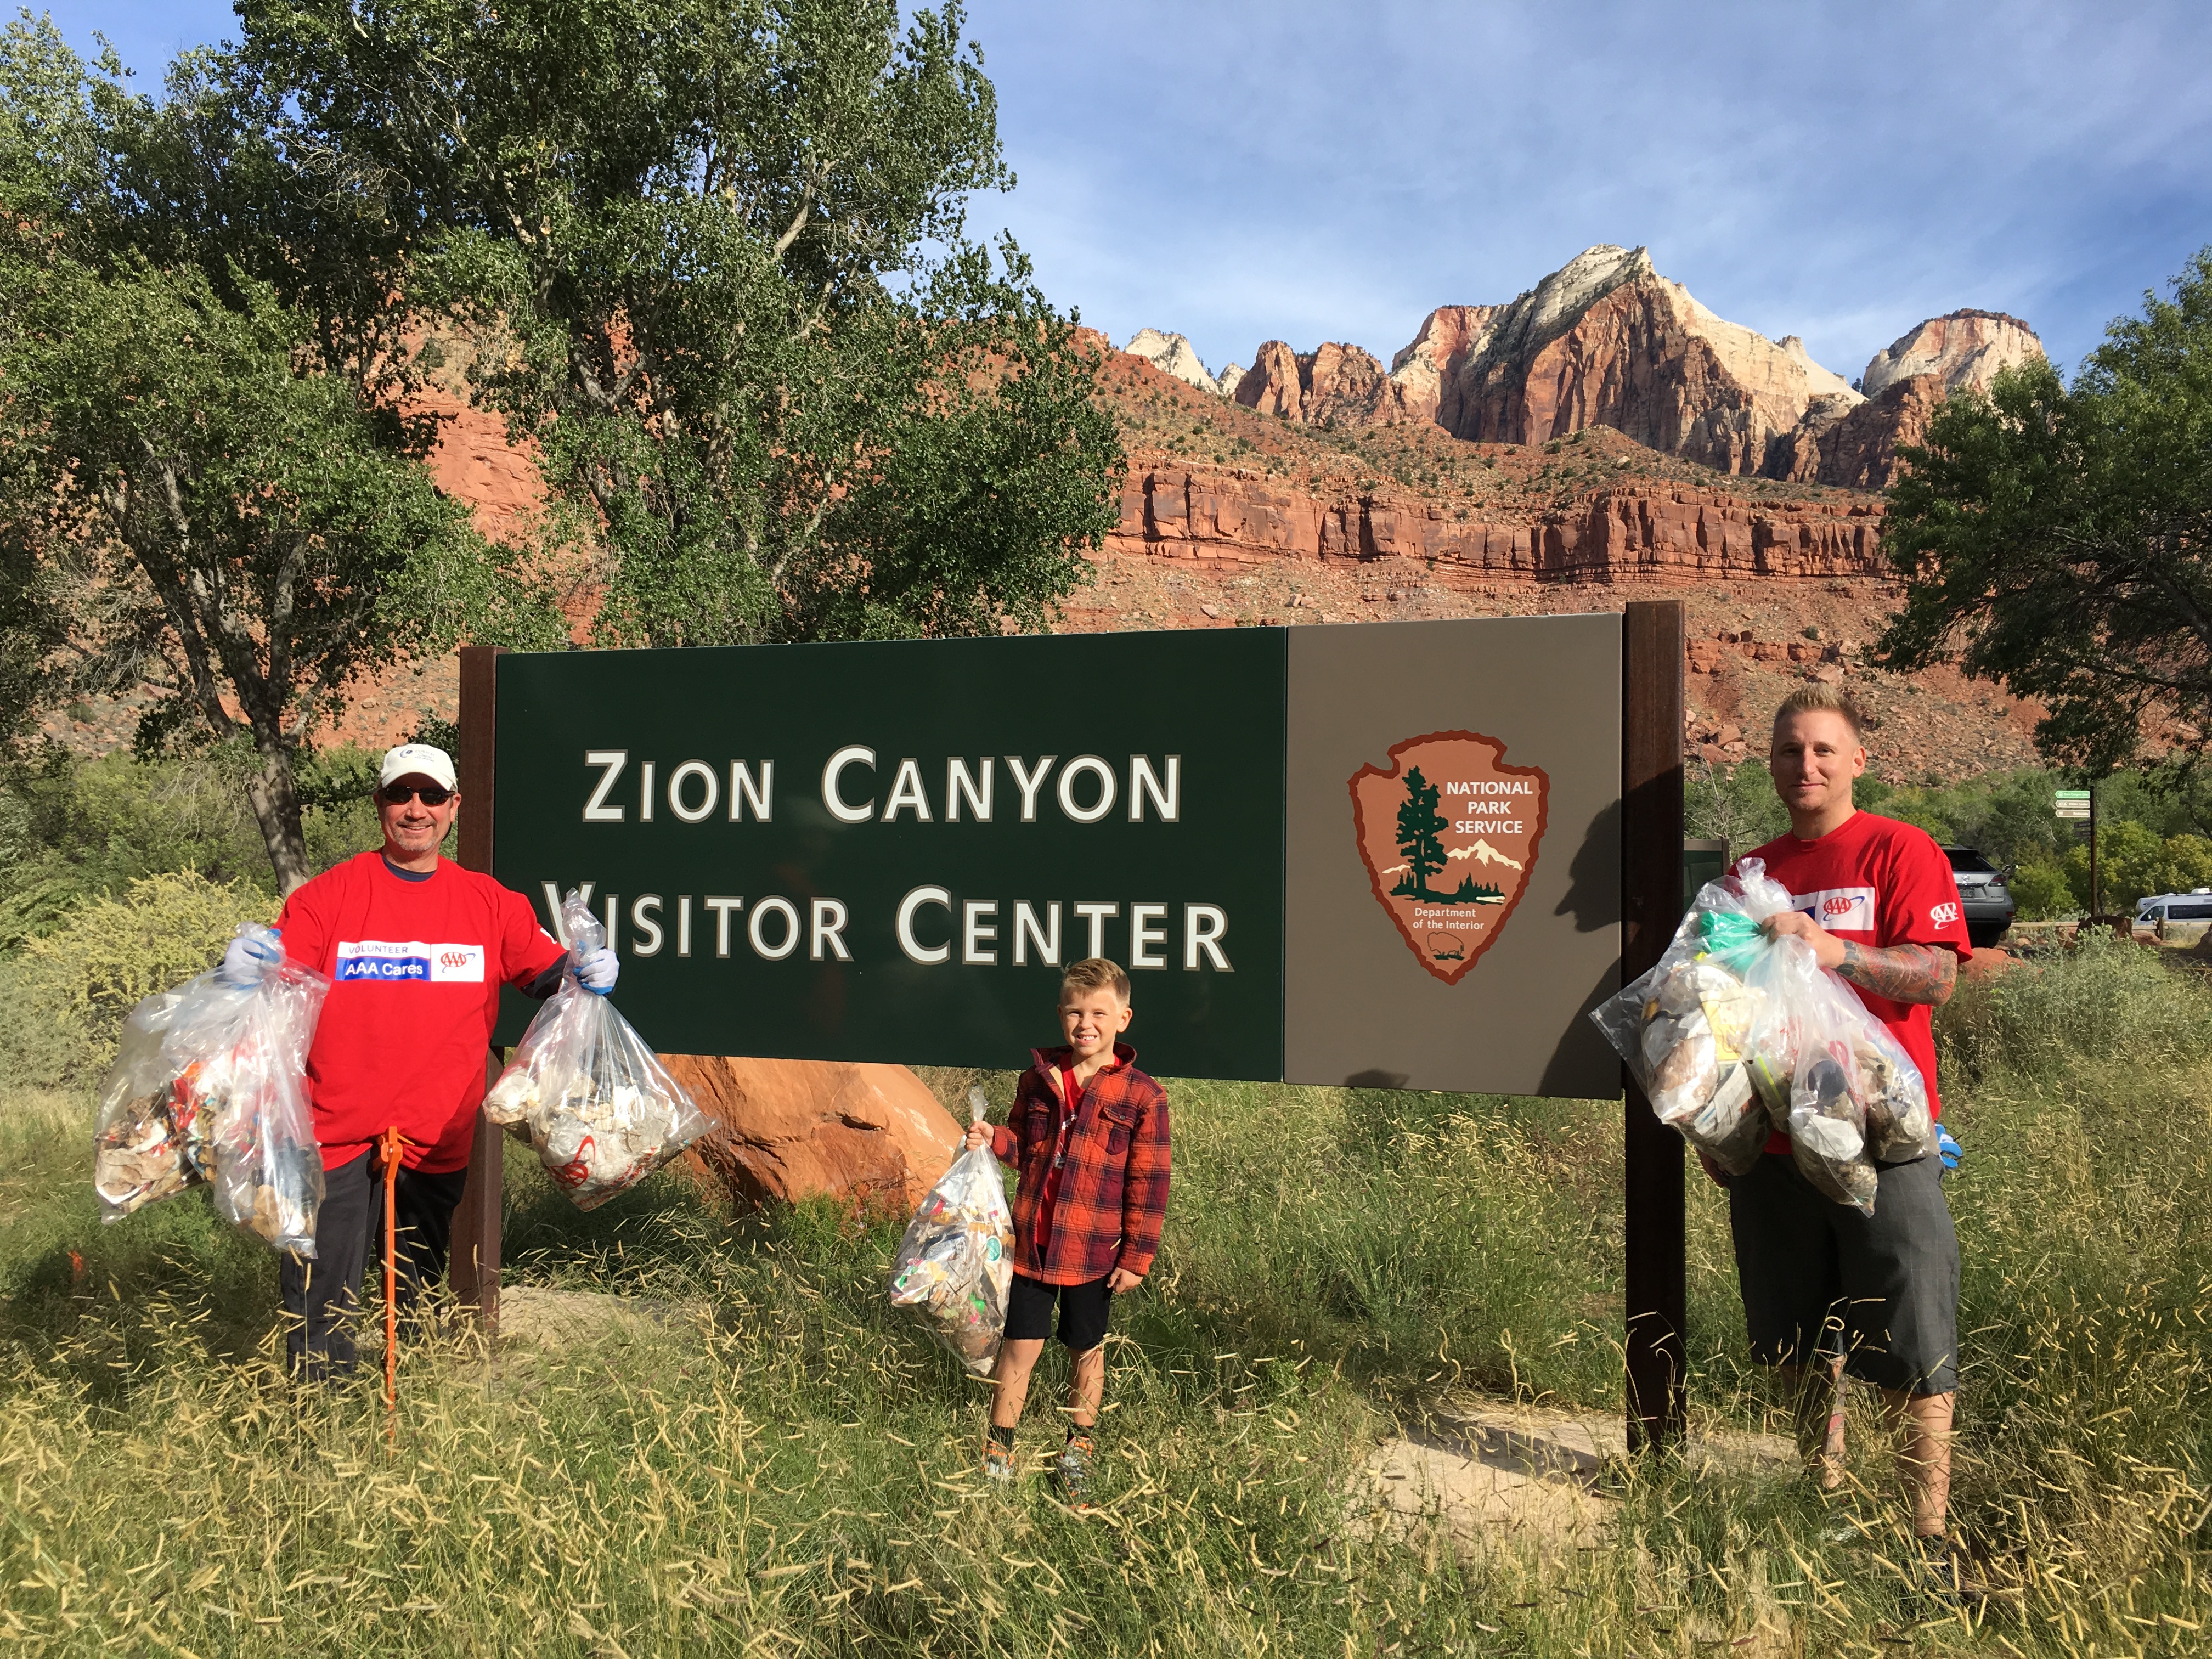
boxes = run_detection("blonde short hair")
[1060,957,1130,1004]
[1772,683,1866,740]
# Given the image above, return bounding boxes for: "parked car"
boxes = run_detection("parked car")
[2134,889,2212,939]
[1942,846,2017,949]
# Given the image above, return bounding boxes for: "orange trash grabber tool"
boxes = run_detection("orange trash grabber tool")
[374,1125,413,1429]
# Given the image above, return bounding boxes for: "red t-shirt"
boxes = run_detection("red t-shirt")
[276,853,566,1173]
[1746,811,1971,1151]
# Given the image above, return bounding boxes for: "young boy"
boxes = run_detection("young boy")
[964,957,1172,1503]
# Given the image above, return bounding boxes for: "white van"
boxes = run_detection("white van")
[2135,889,2212,938]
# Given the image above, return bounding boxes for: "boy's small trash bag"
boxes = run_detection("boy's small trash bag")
[483,890,709,1210]
[1589,857,1935,1201]
[889,1088,1015,1376]
[92,923,330,1255]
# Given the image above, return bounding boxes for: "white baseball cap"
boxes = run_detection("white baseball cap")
[379,743,458,793]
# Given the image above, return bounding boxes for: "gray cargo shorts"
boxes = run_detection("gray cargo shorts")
[1727,1149,1960,1396]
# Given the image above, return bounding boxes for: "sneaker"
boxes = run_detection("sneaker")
[982,1436,1017,1485]
[1054,1431,1096,1508]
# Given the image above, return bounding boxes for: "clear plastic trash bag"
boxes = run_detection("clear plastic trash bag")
[1757,938,1937,1214]
[1590,860,1799,1175]
[888,1089,1015,1378]
[92,924,329,1255]
[483,889,710,1210]
[1590,857,1937,1206]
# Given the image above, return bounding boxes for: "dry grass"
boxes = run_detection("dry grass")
[1,936,2208,1655]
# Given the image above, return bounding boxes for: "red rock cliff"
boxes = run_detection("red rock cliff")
[1109,464,1886,586]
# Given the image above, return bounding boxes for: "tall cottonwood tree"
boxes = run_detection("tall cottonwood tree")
[0,20,561,890]
[240,0,1124,646]
[1880,250,2212,775]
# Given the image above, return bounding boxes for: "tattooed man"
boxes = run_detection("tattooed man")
[1723,686,1971,1577]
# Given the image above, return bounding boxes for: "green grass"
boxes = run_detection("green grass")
[3,940,2211,1653]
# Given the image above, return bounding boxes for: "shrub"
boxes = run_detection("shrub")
[2010,852,2076,920]
[1937,926,2212,1082]
[0,870,273,1086]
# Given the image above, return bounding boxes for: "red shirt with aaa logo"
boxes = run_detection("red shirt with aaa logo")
[1746,811,1971,1148]
[276,853,566,1173]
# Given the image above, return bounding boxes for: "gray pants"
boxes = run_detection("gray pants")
[1727,1150,1960,1396]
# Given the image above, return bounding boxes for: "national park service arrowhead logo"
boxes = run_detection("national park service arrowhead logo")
[1350,731,1549,984]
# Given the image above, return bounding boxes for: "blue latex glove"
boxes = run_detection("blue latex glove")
[217,925,282,989]
[573,944,619,995]
[1936,1125,1962,1171]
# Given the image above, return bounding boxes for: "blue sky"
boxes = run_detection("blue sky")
[53,1,2212,384]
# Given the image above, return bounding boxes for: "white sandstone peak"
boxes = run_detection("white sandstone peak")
[1122,329,1230,396]
[1860,311,2045,399]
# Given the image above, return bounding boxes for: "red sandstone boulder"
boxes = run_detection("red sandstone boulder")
[662,1056,962,1213]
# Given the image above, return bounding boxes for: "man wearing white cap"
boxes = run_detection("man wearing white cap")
[223,742,618,1377]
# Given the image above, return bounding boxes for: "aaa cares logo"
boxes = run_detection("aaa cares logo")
[1349,731,1549,985]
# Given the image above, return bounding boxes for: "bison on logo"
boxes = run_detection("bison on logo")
[1350,731,1549,984]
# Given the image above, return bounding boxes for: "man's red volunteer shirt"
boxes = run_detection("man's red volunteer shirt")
[276,853,566,1173]
[1746,810,1970,1152]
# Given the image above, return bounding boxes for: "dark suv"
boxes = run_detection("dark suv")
[1943,847,2017,948]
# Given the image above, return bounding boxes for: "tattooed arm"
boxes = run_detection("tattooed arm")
[1764,911,1959,1006]
[1836,940,1957,1006]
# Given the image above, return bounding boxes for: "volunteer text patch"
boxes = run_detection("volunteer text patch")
[334,940,487,983]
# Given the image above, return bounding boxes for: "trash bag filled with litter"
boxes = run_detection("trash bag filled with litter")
[483,890,709,1210]
[1589,857,1936,1206]
[92,924,330,1255]
[1589,860,1799,1175]
[888,1089,1015,1376]
[1759,939,1937,1214]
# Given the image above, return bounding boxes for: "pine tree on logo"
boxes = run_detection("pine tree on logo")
[1393,766,1449,900]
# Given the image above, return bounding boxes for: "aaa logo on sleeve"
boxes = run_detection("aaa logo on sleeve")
[1348,731,1549,984]
[335,940,487,983]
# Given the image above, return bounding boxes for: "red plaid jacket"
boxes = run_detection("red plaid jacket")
[989,1043,1171,1287]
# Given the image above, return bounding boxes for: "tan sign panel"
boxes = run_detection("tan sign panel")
[1286,616,1623,1097]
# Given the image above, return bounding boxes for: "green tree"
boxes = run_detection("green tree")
[1685,756,1790,857]
[240,0,1124,646]
[0,19,561,891]
[2066,823,2212,913]
[1395,766,1448,900]
[1878,249,2212,775]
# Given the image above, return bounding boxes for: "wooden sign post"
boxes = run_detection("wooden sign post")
[1621,599,1687,1450]
[452,644,506,1333]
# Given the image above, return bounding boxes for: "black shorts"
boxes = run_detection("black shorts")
[1728,1150,1960,1396]
[1003,1272,1114,1352]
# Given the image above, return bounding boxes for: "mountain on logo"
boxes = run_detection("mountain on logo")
[1447,840,1523,872]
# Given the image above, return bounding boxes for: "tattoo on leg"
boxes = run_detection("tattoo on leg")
[1837,941,1957,1006]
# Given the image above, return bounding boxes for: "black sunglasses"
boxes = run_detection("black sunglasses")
[378,783,453,806]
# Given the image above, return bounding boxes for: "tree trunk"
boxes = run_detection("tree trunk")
[242,734,313,895]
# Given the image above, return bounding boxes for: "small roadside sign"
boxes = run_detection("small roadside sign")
[2056,789,2091,820]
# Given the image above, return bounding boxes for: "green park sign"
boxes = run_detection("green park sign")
[486,616,1627,1096]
